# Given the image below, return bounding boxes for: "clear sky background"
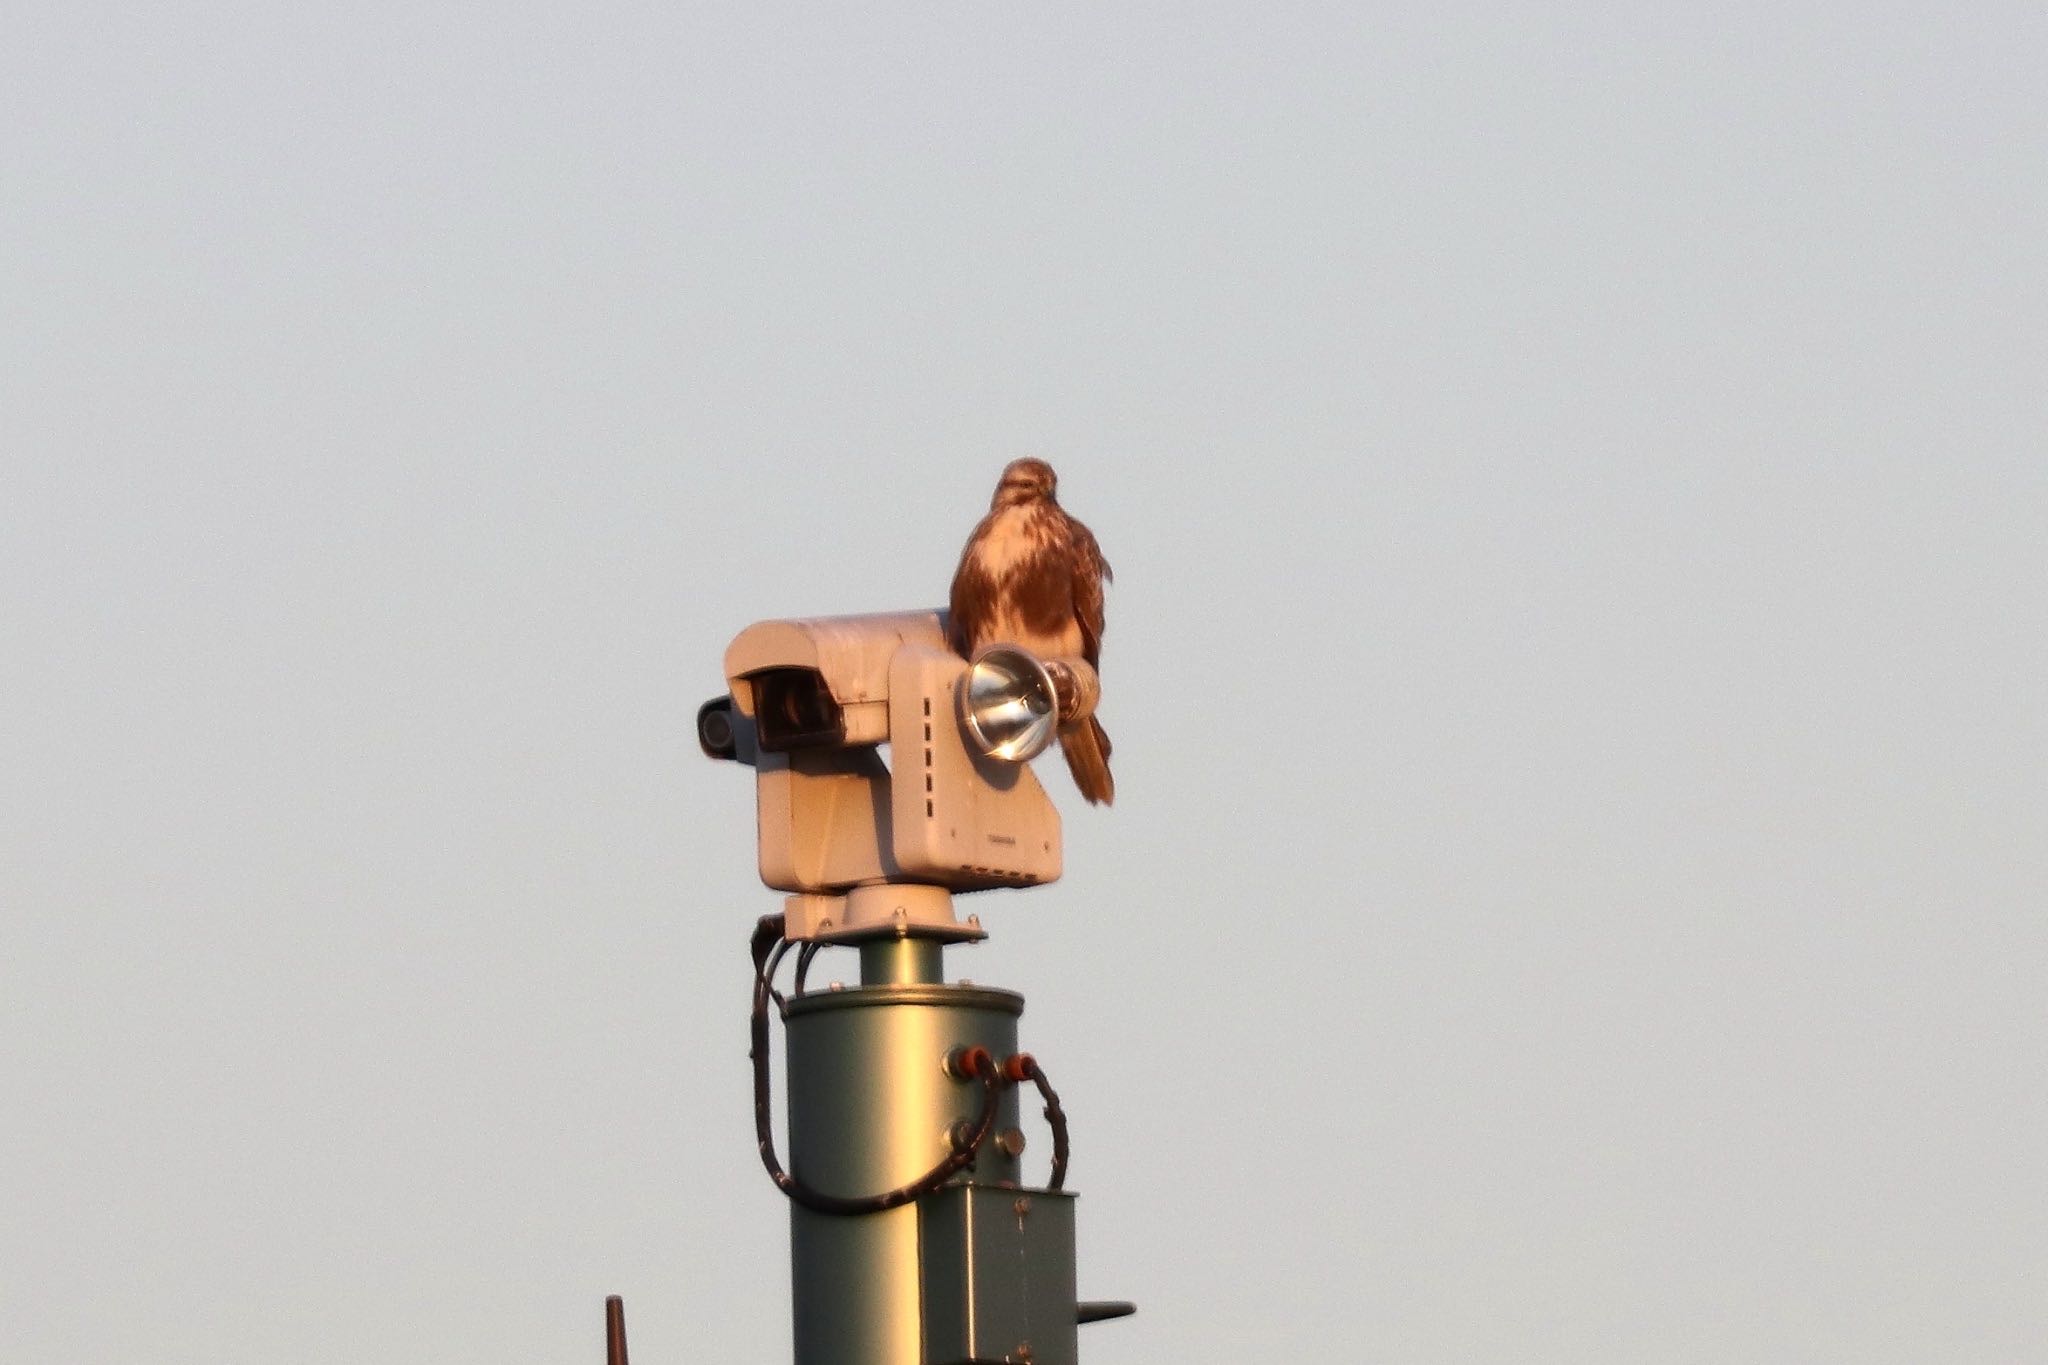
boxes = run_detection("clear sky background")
[5,5,2044,1362]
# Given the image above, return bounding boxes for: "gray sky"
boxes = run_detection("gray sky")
[5,5,2044,1361]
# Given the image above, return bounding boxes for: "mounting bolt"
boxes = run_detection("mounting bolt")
[1012,1196,1031,1219]
[995,1127,1027,1158]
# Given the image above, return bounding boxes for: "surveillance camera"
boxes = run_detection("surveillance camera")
[705,610,1098,936]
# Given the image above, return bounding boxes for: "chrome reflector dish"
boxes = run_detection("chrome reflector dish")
[958,645,1059,762]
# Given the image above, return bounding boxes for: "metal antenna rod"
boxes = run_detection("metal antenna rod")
[605,1295,629,1365]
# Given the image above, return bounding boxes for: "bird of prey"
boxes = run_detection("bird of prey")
[947,458,1115,805]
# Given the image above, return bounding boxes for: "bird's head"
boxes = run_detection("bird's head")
[991,458,1058,509]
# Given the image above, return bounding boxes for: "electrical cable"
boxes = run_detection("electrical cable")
[1002,1052,1070,1192]
[748,914,1003,1216]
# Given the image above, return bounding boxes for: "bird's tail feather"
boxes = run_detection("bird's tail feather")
[1060,715,1115,806]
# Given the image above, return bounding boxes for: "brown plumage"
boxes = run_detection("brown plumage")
[947,458,1115,805]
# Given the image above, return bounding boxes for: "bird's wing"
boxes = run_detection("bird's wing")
[947,514,999,657]
[1067,514,1111,669]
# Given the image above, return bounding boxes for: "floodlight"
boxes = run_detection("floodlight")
[959,645,1060,762]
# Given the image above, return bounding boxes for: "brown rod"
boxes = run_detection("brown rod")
[605,1295,629,1365]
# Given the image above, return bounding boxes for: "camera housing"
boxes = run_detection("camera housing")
[705,610,1090,936]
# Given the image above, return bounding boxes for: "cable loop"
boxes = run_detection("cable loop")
[1002,1051,1070,1192]
[749,915,1003,1216]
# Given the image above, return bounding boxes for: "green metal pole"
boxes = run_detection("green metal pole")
[784,938,1025,1365]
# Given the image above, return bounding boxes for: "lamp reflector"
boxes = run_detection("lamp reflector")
[959,645,1059,762]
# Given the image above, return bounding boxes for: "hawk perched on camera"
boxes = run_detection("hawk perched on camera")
[947,458,1115,805]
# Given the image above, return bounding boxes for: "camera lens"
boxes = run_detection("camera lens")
[697,696,739,760]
